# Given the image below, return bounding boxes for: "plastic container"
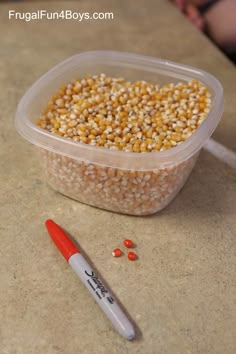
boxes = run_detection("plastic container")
[15,51,223,215]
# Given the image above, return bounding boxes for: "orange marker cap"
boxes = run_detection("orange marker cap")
[45,219,80,262]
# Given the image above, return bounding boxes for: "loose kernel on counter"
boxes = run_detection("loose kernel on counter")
[112,248,122,257]
[36,74,212,152]
[128,252,136,261]
[123,239,134,248]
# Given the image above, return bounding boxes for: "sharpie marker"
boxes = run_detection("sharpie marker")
[45,219,135,340]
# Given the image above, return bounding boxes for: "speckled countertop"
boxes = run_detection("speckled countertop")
[0,1,236,353]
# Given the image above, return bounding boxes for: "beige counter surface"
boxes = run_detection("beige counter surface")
[1,1,236,353]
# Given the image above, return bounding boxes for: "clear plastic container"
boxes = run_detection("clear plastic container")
[15,51,223,215]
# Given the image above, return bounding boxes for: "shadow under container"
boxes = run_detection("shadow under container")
[15,51,223,215]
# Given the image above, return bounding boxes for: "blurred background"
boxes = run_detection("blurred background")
[172,0,236,65]
[3,0,235,65]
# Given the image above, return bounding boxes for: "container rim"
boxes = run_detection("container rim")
[15,50,224,170]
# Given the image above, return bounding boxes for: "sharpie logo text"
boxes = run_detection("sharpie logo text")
[85,270,108,297]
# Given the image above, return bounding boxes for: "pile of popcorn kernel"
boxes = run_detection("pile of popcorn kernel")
[36,74,211,152]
